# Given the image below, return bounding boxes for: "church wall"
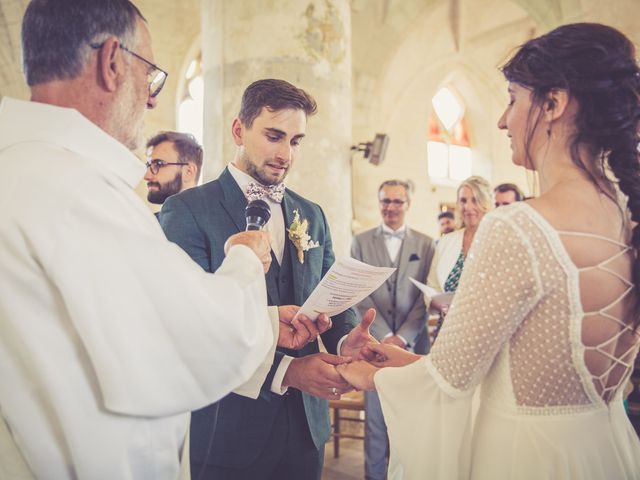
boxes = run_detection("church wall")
[351,0,534,238]
[1,0,640,240]
[350,0,640,239]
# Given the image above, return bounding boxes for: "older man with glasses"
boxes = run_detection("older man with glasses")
[350,179,436,480]
[0,1,325,479]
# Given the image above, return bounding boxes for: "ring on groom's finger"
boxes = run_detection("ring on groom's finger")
[331,387,338,396]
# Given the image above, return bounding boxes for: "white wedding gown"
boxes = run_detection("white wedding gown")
[375,203,640,479]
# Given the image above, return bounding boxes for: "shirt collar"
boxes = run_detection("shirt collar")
[227,162,258,191]
[381,223,407,235]
[0,97,144,187]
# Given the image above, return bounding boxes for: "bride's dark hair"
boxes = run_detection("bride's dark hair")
[501,23,640,328]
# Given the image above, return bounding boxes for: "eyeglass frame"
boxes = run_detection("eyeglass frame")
[89,42,168,98]
[145,159,188,175]
[379,198,407,206]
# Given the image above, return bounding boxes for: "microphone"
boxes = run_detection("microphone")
[245,199,271,231]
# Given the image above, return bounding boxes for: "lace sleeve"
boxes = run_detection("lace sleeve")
[430,213,544,392]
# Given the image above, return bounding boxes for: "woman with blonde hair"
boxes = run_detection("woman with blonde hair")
[426,176,492,335]
[338,23,640,479]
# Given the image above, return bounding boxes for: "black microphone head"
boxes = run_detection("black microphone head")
[245,199,271,230]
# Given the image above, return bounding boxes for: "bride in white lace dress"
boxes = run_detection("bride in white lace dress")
[337,23,640,479]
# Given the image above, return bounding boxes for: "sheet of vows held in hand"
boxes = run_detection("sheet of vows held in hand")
[294,257,395,321]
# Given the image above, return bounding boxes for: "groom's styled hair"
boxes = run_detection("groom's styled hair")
[238,79,317,128]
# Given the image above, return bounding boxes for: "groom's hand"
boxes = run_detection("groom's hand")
[277,306,332,350]
[282,352,352,400]
[340,308,378,360]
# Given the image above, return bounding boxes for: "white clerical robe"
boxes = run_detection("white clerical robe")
[0,97,277,480]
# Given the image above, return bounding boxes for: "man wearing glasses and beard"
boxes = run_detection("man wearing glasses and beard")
[144,131,203,215]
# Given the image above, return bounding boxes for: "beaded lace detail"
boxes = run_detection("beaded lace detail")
[430,203,639,413]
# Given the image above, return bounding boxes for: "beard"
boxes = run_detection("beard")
[147,171,183,204]
[243,158,289,186]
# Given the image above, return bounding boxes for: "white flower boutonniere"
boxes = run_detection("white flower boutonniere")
[287,209,320,264]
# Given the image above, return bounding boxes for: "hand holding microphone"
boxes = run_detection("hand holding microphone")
[224,200,273,273]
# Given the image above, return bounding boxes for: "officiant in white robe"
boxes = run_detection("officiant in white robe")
[0,1,280,478]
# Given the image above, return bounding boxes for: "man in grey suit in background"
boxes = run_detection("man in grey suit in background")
[351,179,435,480]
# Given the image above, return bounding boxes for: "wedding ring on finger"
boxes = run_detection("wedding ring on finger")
[331,387,338,396]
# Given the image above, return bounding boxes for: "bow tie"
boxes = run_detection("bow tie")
[383,230,405,240]
[245,182,285,203]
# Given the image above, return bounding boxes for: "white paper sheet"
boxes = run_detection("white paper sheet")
[296,257,395,321]
[409,277,454,306]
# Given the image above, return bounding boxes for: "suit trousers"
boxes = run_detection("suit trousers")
[190,390,324,480]
[364,390,389,480]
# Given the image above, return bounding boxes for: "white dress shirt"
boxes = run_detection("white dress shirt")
[0,98,276,480]
[226,163,296,393]
[226,163,350,394]
[381,223,407,263]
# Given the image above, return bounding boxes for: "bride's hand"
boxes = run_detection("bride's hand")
[360,343,422,368]
[335,361,379,391]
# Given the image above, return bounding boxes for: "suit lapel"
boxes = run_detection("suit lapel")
[395,228,414,283]
[373,226,392,267]
[218,168,248,232]
[265,251,280,305]
[282,193,306,305]
[219,168,283,304]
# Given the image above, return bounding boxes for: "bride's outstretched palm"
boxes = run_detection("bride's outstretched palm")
[336,361,379,391]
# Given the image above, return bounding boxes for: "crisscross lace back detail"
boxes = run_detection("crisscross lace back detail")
[558,231,639,404]
[430,203,639,414]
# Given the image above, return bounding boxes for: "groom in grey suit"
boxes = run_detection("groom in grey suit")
[351,179,435,480]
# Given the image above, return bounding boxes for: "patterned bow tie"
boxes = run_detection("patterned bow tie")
[383,230,405,240]
[245,182,285,203]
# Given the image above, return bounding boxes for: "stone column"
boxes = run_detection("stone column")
[201,0,353,255]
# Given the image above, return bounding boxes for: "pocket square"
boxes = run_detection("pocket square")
[409,253,420,261]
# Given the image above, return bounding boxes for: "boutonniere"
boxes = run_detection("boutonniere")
[287,209,320,264]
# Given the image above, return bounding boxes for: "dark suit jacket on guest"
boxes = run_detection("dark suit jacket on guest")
[351,225,435,353]
[160,167,357,469]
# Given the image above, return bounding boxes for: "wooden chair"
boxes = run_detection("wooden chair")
[329,390,365,458]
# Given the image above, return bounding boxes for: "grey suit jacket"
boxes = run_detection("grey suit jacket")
[351,225,435,353]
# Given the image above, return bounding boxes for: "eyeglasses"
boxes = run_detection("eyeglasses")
[379,199,407,206]
[90,42,168,98]
[145,159,188,174]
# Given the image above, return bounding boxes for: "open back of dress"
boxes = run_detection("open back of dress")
[563,231,638,403]
[374,202,640,479]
